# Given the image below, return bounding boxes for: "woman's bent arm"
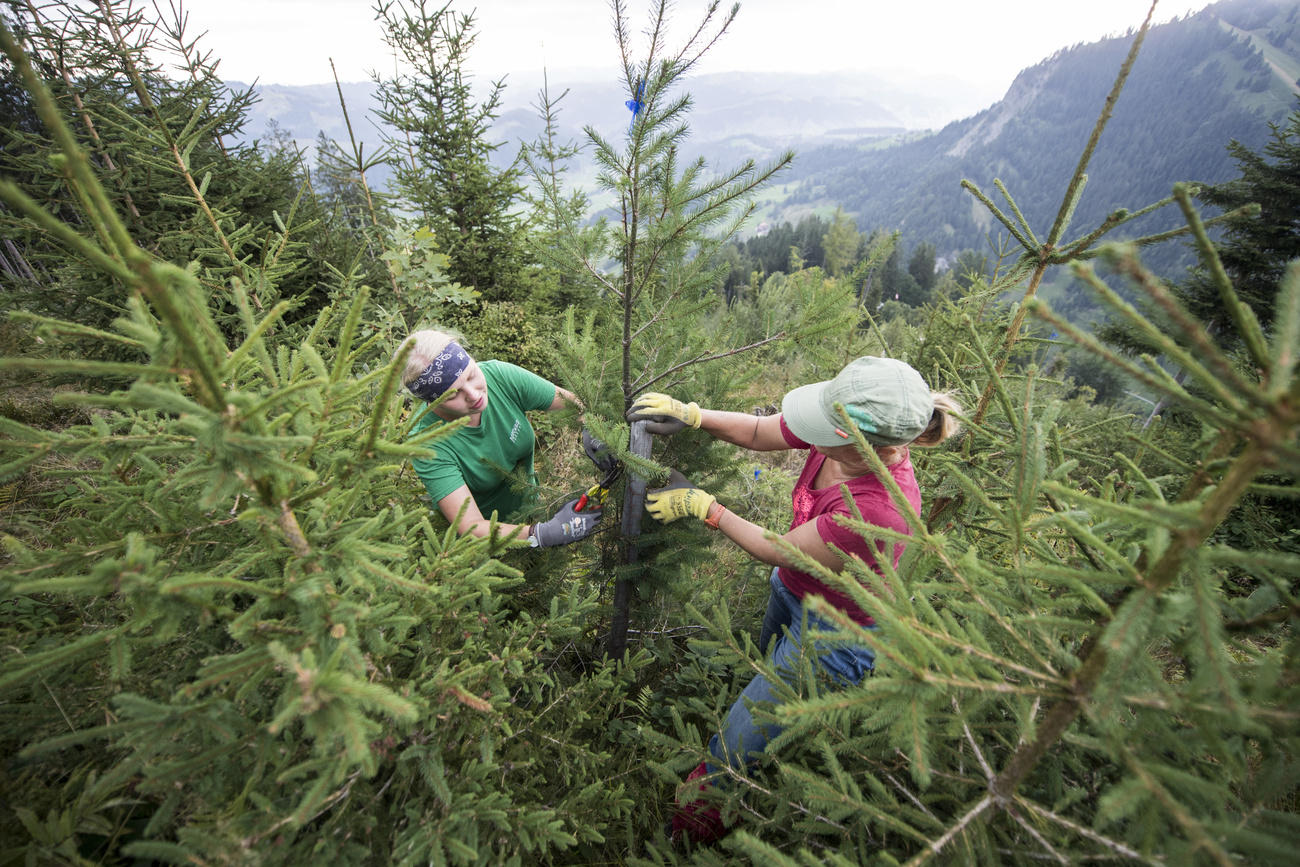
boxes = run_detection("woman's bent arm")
[707,502,843,573]
[438,485,531,542]
[698,410,789,451]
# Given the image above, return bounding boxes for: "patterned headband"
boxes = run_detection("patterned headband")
[408,341,471,402]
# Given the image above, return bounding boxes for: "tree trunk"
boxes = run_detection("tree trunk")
[607,419,651,659]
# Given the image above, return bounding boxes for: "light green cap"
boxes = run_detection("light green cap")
[781,356,933,447]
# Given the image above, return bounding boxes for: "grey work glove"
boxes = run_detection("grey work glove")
[531,496,603,547]
[581,428,620,475]
[625,392,703,436]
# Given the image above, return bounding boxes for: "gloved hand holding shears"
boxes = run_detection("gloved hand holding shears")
[531,497,603,547]
[574,428,623,514]
[527,428,623,547]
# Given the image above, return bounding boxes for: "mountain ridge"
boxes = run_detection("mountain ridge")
[234,68,976,165]
[770,0,1300,273]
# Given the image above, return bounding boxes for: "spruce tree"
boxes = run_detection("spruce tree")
[907,240,938,294]
[1185,102,1300,332]
[532,0,865,660]
[820,206,860,278]
[372,0,528,304]
[520,76,604,315]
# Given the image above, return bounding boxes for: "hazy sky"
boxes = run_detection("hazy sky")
[174,0,1213,101]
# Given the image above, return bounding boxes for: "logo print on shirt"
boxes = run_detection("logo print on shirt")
[508,420,522,443]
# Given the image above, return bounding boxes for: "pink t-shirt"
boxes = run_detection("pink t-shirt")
[777,417,922,626]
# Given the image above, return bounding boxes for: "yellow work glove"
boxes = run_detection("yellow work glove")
[646,470,716,523]
[626,392,702,435]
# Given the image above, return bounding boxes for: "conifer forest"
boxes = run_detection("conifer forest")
[1,1,1298,864]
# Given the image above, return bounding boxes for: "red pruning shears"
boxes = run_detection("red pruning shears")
[575,464,622,512]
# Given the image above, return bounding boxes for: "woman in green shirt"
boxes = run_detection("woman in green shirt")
[401,329,602,548]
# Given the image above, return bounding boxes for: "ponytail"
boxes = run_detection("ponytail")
[911,392,962,447]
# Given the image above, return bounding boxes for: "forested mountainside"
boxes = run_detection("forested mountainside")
[779,0,1300,271]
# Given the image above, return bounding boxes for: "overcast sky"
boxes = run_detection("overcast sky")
[173,0,1213,103]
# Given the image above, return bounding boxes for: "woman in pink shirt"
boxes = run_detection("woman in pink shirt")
[630,356,961,842]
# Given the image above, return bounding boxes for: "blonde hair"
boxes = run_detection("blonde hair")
[396,328,467,387]
[911,391,962,448]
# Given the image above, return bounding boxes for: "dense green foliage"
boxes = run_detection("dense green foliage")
[2,1,1298,865]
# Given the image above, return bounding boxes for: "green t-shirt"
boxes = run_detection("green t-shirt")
[410,360,558,521]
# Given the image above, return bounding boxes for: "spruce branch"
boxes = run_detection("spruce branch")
[0,357,172,379]
[330,285,370,385]
[363,342,412,459]
[31,0,143,221]
[329,57,401,299]
[1174,183,1271,369]
[1072,203,1259,259]
[898,620,1065,687]
[0,145,133,282]
[0,626,129,692]
[0,17,134,259]
[965,316,1023,437]
[1039,482,1200,535]
[961,180,1036,252]
[276,498,315,561]
[1013,796,1152,864]
[995,179,1040,248]
[668,0,736,76]
[904,795,995,867]
[631,334,788,394]
[1268,260,1300,397]
[94,0,246,281]
[1057,187,1196,260]
[1120,748,1236,867]
[1105,248,1264,409]
[984,423,1298,844]
[799,600,1057,701]
[1047,514,1141,587]
[884,772,940,822]
[962,717,995,784]
[1047,2,1154,246]
[970,3,1155,426]
[1051,172,1089,249]
[1007,803,1069,865]
[230,280,282,384]
[224,300,292,377]
[1058,206,1130,260]
[1025,298,1242,432]
[156,0,230,157]
[1009,368,1043,555]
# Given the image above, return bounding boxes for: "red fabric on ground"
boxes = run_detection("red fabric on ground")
[671,761,728,844]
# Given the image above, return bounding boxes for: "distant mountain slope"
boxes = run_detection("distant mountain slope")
[779,0,1300,271]
[234,69,981,170]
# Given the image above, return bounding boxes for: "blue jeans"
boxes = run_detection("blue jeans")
[708,569,877,770]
